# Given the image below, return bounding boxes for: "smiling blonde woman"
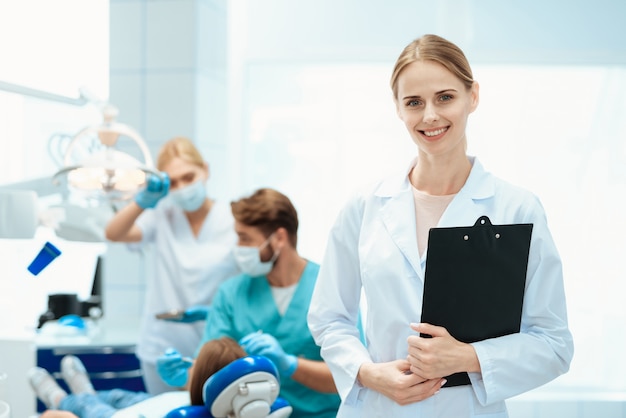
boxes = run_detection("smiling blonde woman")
[308,34,574,418]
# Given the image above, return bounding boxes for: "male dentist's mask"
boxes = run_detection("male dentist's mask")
[233,233,280,277]
[170,180,206,212]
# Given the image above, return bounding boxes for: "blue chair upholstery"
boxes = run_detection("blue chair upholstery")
[268,397,293,418]
[165,356,291,418]
[165,405,211,417]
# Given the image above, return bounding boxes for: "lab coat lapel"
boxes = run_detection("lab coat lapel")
[438,192,482,227]
[375,157,493,282]
[438,158,495,228]
[379,188,423,281]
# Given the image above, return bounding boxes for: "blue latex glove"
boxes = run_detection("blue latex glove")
[135,173,170,209]
[156,348,193,387]
[239,333,297,377]
[164,306,211,323]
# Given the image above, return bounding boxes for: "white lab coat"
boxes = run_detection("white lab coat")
[133,200,239,378]
[308,157,574,418]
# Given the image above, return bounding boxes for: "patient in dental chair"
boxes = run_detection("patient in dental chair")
[29,337,266,418]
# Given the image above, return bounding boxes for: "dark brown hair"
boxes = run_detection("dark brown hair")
[231,188,299,248]
[189,337,247,405]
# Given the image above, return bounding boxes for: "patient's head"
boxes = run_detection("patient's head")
[189,337,247,405]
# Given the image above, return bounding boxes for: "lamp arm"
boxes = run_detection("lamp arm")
[52,165,83,186]
[63,123,154,168]
[62,127,94,166]
[51,165,161,186]
[111,123,154,167]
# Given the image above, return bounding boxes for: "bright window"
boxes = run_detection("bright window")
[0,0,108,186]
[0,0,109,100]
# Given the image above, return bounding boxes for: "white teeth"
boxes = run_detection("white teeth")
[423,127,447,137]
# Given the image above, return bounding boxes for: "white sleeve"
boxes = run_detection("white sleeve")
[135,206,158,243]
[126,205,159,252]
[308,194,372,403]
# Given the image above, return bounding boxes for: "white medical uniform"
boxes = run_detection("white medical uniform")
[134,199,239,393]
[308,157,574,418]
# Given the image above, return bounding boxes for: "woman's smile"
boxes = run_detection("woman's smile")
[420,126,448,139]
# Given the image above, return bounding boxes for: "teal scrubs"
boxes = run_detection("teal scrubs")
[198,261,340,418]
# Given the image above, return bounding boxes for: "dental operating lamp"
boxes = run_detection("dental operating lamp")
[51,102,159,201]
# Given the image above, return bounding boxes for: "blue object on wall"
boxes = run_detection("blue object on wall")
[27,241,62,276]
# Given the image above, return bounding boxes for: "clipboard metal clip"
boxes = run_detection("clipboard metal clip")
[463,216,501,241]
[475,215,492,227]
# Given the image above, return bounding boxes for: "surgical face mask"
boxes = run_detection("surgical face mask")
[233,235,280,277]
[169,180,206,212]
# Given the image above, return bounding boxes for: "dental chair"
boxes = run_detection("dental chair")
[165,356,292,418]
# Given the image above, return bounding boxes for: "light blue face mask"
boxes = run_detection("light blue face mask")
[233,234,280,277]
[170,180,206,212]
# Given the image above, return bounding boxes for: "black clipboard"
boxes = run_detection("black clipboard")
[420,216,533,387]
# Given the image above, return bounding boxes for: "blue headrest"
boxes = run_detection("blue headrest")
[165,405,212,418]
[166,356,291,418]
[165,398,292,418]
[203,356,280,418]
[268,397,293,418]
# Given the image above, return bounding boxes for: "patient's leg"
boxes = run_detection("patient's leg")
[97,388,151,409]
[58,389,151,417]
[59,393,117,418]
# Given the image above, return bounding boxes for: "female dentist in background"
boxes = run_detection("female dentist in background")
[105,136,239,394]
[308,34,573,417]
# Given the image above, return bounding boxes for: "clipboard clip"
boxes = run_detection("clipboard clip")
[463,216,501,241]
[474,215,492,227]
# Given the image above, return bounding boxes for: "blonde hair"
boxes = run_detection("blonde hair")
[390,34,474,99]
[156,137,205,171]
